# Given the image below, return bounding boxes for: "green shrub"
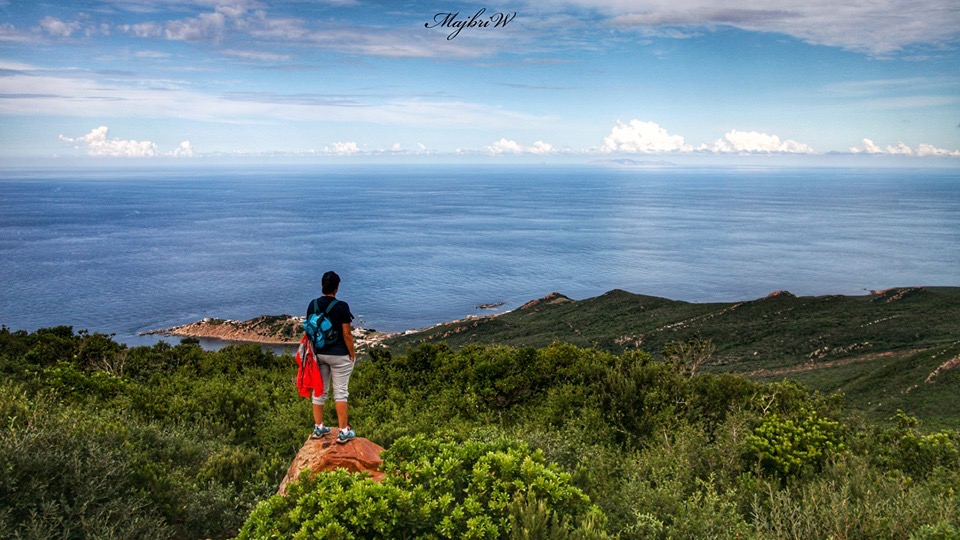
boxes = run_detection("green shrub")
[239,434,608,539]
[0,397,171,539]
[870,411,960,479]
[600,351,686,445]
[4,328,959,540]
[0,325,305,540]
[612,423,752,539]
[746,407,845,480]
[751,454,960,540]
[911,521,960,540]
[686,373,761,432]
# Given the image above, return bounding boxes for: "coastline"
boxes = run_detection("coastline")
[141,314,398,351]
[139,301,526,351]
[139,293,569,351]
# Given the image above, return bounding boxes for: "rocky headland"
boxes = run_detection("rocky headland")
[142,298,519,350]
[141,314,394,351]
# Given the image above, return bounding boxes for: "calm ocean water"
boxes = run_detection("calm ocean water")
[1,165,958,347]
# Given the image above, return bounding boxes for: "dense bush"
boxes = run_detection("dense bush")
[751,455,960,539]
[746,408,845,480]
[868,411,960,479]
[2,326,959,539]
[0,327,306,539]
[239,435,608,539]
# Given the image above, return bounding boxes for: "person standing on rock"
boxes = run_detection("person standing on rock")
[306,271,357,443]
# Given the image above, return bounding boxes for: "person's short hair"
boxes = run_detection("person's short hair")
[321,271,341,294]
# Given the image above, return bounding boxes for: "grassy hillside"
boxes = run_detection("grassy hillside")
[384,287,960,427]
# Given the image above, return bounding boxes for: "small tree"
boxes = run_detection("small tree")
[663,337,716,377]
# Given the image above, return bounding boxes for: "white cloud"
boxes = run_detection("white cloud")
[59,126,193,157]
[38,16,81,38]
[917,144,960,157]
[557,0,960,55]
[243,11,311,41]
[528,140,555,154]
[134,50,172,59]
[120,3,253,42]
[850,138,960,156]
[488,138,525,154]
[487,138,557,154]
[215,4,248,20]
[0,66,547,130]
[851,138,884,154]
[114,3,486,58]
[325,141,360,155]
[886,142,914,155]
[0,22,33,43]
[822,77,952,98]
[602,119,691,153]
[221,49,291,62]
[708,129,815,154]
[120,22,163,38]
[164,11,227,41]
[170,140,194,157]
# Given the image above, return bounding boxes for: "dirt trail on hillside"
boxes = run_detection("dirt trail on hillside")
[746,350,919,378]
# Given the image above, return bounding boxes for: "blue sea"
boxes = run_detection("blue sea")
[1,165,958,348]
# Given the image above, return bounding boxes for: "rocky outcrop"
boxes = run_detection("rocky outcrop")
[870,287,926,303]
[278,430,385,495]
[142,316,394,350]
[925,355,960,385]
[143,315,303,344]
[518,292,570,310]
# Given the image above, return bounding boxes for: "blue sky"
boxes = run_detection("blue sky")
[1,0,958,164]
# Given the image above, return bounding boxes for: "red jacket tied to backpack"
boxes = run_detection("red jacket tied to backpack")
[295,334,323,398]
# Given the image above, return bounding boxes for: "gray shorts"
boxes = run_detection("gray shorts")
[311,353,354,404]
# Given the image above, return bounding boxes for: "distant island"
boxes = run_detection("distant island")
[588,158,676,168]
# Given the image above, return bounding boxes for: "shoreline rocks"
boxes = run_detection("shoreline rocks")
[141,315,395,351]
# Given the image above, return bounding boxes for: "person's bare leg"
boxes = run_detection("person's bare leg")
[313,403,323,426]
[335,401,349,429]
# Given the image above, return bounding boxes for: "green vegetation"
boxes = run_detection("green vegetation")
[2,320,959,539]
[0,326,301,539]
[240,436,607,539]
[386,287,960,427]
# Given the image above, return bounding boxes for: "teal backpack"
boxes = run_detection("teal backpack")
[304,299,339,350]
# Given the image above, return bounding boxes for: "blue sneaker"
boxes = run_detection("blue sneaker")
[336,427,356,444]
[310,425,330,439]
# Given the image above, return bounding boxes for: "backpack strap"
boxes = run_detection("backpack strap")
[311,298,339,317]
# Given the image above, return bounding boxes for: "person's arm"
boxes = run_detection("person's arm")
[343,323,355,362]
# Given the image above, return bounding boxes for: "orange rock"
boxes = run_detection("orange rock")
[278,429,385,495]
